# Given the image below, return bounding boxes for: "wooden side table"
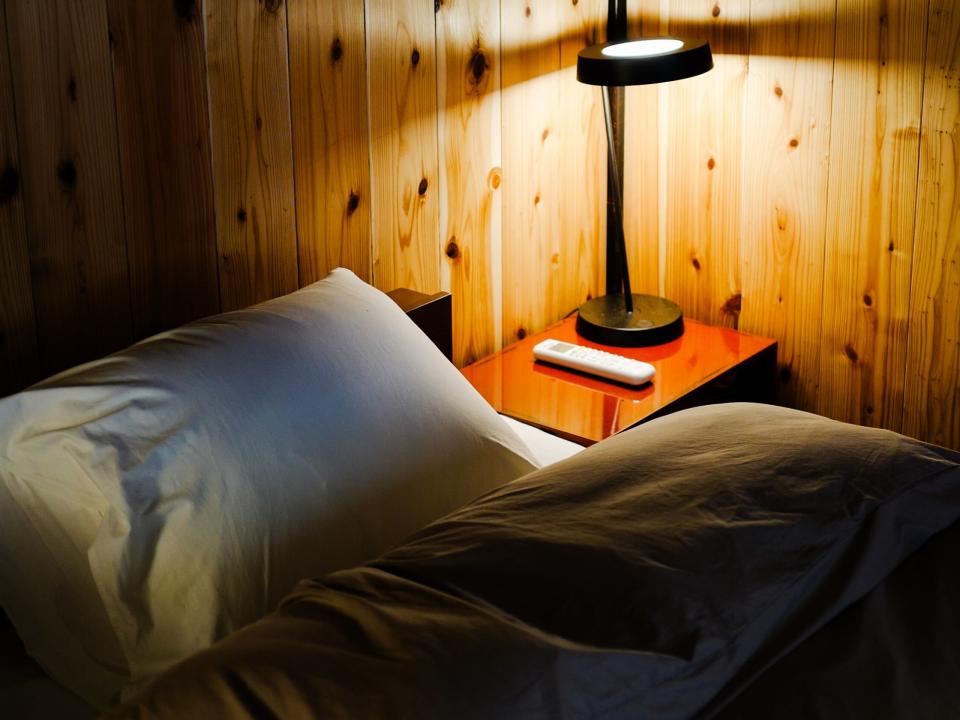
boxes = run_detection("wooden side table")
[461,315,777,446]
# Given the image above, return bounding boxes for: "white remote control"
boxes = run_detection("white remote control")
[533,339,656,386]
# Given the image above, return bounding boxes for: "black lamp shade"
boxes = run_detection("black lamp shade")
[577,37,713,86]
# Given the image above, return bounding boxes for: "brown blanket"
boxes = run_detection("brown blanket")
[104,404,960,719]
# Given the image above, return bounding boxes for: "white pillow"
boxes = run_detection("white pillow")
[0,268,537,708]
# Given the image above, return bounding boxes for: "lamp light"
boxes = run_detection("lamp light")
[576,35,713,346]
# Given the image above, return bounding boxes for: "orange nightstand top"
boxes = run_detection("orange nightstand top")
[461,315,777,446]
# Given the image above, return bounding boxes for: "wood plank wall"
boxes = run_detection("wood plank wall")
[0,0,956,450]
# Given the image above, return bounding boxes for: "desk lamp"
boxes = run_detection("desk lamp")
[576,34,713,346]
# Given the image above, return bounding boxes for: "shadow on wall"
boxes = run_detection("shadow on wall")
[497,2,925,94]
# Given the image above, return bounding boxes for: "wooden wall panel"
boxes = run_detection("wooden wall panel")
[903,0,960,447]
[560,0,606,306]
[624,2,664,296]
[0,0,956,449]
[740,0,835,410]
[205,0,298,311]
[366,0,440,294]
[436,0,501,366]
[501,0,563,345]
[0,3,39,393]
[288,0,371,286]
[660,0,748,330]
[818,0,925,429]
[6,0,132,375]
[107,0,220,338]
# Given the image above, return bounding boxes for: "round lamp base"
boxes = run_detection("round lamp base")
[576,294,684,347]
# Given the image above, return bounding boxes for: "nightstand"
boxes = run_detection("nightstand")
[461,315,777,446]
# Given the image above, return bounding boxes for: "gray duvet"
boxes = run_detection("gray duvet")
[105,404,960,719]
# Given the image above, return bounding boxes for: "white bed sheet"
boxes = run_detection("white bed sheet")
[499,415,585,467]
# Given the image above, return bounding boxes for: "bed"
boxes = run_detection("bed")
[1,269,958,719]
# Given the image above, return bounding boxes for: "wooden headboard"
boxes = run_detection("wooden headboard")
[387,289,453,362]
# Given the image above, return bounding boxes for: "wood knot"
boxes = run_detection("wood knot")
[707,156,715,170]
[0,166,19,204]
[774,84,783,98]
[888,241,895,253]
[331,37,343,62]
[255,115,263,130]
[844,344,859,363]
[551,252,560,266]
[57,159,77,189]
[541,128,549,142]
[261,0,282,14]
[236,207,247,223]
[67,76,77,103]
[533,192,541,206]
[866,405,874,415]
[776,206,788,232]
[572,0,579,4]
[445,239,460,259]
[712,4,721,17]
[488,167,502,190]
[863,293,873,307]
[525,6,532,17]
[691,257,701,271]
[418,177,428,196]
[174,0,197,21]
[347,191,360,215]
[469,50,488,85]
[411,48,421,67]
[517,327,527,340]
[721,292,742,316]
[789,137,799,148]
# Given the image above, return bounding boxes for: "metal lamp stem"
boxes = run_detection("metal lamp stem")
[601,84,633,314]
[574,20,706,345]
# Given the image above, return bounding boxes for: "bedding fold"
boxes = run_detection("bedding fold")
[104,403,960,719]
